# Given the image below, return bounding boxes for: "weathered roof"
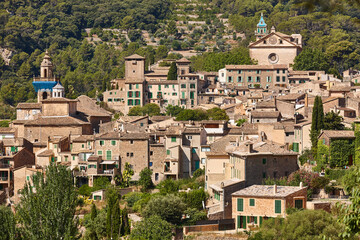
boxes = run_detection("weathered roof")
[176,58,191,63]
[76,95,112,117]
[277,93,305,101]
[119,132,149,140]
[256,100,276,108]
[232,185,306,198]
[124,54,145,60]
[319,130,355,139]
[0,127,15,133]
[226,64,288,70]
[209,178,244,192]
[251,111,281,118]
[230,140,297,156]
[96,132,120,140]
[41,97,78,103]
[72,135,95,142]
[228,123,258,135]
[16,103,42,109]
[118,116,148,123]
[329,86,351,92]
[150,116,172,122]
[24,116,89,126]
[183,127,202,134]
[37,149,54,157]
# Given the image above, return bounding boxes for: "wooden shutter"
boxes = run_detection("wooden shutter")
[275,200,281,214]
[237,198,243,211]
[260,216,263,226]
[237,216,241,228]
[254,216,257,224]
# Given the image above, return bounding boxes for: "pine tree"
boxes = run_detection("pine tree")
[167,62,178,80]
[102,78,107,92]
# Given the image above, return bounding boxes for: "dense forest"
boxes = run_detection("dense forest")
[1,0,360,117]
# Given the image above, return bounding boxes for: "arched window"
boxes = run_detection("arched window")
[42,92,48,100]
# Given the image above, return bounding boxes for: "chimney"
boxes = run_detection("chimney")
[300,182,303,188]
[246,142,253,153]
[274,184,277,194]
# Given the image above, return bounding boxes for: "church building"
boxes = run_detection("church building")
[249,13,302,67]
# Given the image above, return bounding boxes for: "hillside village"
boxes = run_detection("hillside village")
[1,12,360,239]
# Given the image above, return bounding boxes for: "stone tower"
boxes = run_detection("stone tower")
[32,51,60,102]
[255,13,267,39]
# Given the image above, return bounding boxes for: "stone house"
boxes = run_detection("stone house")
[13,166,43,204]
[232,184,307,230]
[250,111,281,123]
[318,130,355,146]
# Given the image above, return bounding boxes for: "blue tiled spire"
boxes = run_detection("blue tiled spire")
[257,12,267,27]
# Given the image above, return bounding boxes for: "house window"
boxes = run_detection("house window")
[192,148,196,153]
[130,153,134,157]
[171,137,176,142]
[248,76,252,82]
[214,191,220,201]
[276,76,280,82]
[72,156,75,160]
[158,85,161,90]
[136,84,139,89]
[150,151,153,156]
[149,162,153,167]
[190,92,194,99]
[249,198,255,206]
[190,84,195,89]
[282,76,286,82]
[155,173,159,181]
[275,200,282,213]
[167,150,170,155]
[262,172,266,178]
[262,158,267,164]
[295,199,303,209]
[126,152,130,157]
[228,76,233,82]
[187,136,192,140]
[100,140,104,146]
[237,76,242,82]
[65,156,68,162]
[256,76,260,82]
[128,99,133,105]
[201,158,206,164]
[267,76,271,82]
[237,198,243,211]
[130,140,134,144]
[98,150,102,155]
[111,140,116,146]
[26,176,30,181]
[53,144,57,149]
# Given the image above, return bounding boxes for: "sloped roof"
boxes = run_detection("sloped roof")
[41,97,77,103]
[320,130,355,139]
[76,95,111,117]
[24,116,89,126]
[232,185,305,198]
[124,54,145,60]
[251,111,281,118]
[176,58,191,63]
[16,103,42,109]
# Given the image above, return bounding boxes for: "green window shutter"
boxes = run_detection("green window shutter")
[72,156,75,160]
[237,198,243,211]
[171,137,176,142]
[275,200,282,214]
[254,216,257,224]
[167,150,170,155]
[237,216,241,228]
[259,216,263,226]
[106,150,112,160]
[247,216,250,224]
[111,140,116,146]
[262,158,266,164]
[11,146,15,152]
[243,216,246,228]
[26,176,30,181]
[249,198,255,206]
[98,150,102,155]
[295,199,303,209]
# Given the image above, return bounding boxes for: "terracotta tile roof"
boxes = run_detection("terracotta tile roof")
[0,127,15,133]
[16,103,42,109]
[232,185,306,198]
[251,111,281,118]
[256,100,276,108]
[124,54,145,60]
[37,149,54,157]
[165,126,184,136]
[120,132,149,140]
[96,132,120,140]
[41,97,78,103]
[226,64,288,70]
[76,95,111,117]
[72,135,95,142]
[24,116,90,126]
[277,93,305,101]
[320,130,355,139]
[228,123,258,135]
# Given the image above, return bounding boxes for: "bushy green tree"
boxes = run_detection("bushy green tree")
[206,107,229,120]
[293,48,330,72]
[167,62,178,80]
[121,162,134,188]
[142,194,186,225]
[128,103,161,117]
[175,109,208,121]
[0,206,16,240]
[324,111,344,130]
[166,105,184,117]
[138,168,154,192]
[16,164,79,239]
[250,210,344,240]
[130,215,173,240]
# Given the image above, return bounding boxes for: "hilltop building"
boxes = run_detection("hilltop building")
[249,14,302,66]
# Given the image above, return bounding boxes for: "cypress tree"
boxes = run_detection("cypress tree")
[167,62,178,80]
[310,96,324,157]
[121,207,130,236]
[90,204,97,220]
[112,200,121,239]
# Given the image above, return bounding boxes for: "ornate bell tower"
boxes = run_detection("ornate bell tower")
[255,13,267,39]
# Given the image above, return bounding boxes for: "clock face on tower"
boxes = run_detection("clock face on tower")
[269,36,277,45]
